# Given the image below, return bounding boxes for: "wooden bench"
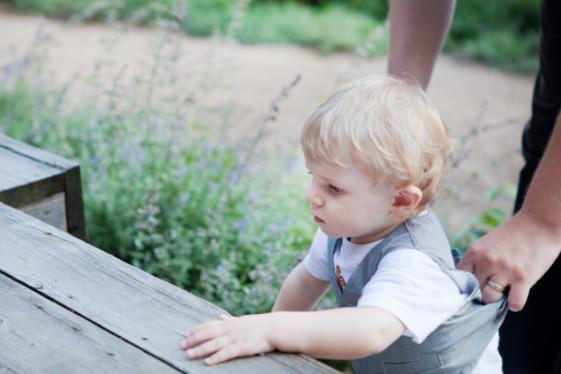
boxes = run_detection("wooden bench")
[0,135,86,240]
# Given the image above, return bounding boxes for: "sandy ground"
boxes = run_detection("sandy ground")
[0,12,535,234]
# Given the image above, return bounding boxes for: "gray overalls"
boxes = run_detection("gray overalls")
[327,210,507,373]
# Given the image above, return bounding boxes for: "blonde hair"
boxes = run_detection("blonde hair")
[301,75,452,212]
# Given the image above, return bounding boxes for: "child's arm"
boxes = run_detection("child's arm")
[272,262,330,311]
[181,306,405,365]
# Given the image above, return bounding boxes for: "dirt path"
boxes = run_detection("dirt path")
[0,12,535,233]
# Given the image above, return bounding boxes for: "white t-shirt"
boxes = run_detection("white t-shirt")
[303,228,502,374]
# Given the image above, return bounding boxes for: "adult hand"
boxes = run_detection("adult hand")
[458,210,561,311]
[182,313,274,365]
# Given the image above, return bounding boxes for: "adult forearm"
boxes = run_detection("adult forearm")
[519,113,561,239]
[388,0,456,90]
[269,308,403,360]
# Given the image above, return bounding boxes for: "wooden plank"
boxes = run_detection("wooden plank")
[20,192,67,231]
[0,273,180,374]
[0,134,79,172]
[0,203,338,374]
[0,146,62,191]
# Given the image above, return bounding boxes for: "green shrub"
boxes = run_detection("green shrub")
[14,0,183,23]
[0,47,315,315]
[451,186,515,252]
[181,0,234,37]
[12,0,387,56]
[237,2,382,54]
[447,0,539,73]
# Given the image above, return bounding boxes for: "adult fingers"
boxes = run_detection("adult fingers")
[481,276,508,304]
[507,280,530,312]
[457,246,492,287]
[460,241,502,291]
[456,251,474,273]
[187,336,232,360]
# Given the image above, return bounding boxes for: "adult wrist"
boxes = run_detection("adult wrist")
[516,206,561,249]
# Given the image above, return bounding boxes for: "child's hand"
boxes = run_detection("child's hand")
[181,313,275,365]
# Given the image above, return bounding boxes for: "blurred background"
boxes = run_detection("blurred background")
[0,1,538,367]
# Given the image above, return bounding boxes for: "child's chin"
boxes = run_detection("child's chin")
[320,227,342,238]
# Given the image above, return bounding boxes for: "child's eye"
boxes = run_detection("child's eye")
[328,184,343,194]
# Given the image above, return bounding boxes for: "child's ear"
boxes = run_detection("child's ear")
[391,185,423,217]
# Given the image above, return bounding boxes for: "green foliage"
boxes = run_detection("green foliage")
[12,0,388,57]
[14,0,182,22]
[237,2,381,54]
[254,0,389,19]
[181,0,234,37]
[13,0,89,17]
[0,62,315,317]
[11,0,539,72]
[452,30,538,73]
[447,0,539,73]
[451,186,515,252]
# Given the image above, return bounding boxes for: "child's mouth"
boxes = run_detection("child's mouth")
[313,216,325,224]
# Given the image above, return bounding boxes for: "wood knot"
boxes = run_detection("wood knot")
[31,281,44,290]
[71,325,82,333]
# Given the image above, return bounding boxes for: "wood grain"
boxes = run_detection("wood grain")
[0,202,338,373]
[20,192,67,231]
[0,273,179,373]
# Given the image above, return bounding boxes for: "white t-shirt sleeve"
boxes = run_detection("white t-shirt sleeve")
[357,249,469,344]
[303,228,330,281]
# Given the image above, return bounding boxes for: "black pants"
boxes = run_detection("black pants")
[499,1,561,373]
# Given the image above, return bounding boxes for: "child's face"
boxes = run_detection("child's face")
[305,159,399,244]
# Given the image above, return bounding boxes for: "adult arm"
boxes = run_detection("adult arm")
[459,113,561,311]
[387,0,456,90]
[182,307,405,364]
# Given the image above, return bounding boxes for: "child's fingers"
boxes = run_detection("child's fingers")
[187,336,232,360]
[182,321,224,349]
[205,344,242,365]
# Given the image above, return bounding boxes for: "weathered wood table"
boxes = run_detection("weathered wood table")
[0,202,338,373]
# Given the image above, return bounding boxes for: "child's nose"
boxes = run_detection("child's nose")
[306,188,324,208]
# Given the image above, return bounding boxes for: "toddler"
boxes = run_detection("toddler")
[182,76,506,373]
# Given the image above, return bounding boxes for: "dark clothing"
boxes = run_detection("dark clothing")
[499,0,561,372]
